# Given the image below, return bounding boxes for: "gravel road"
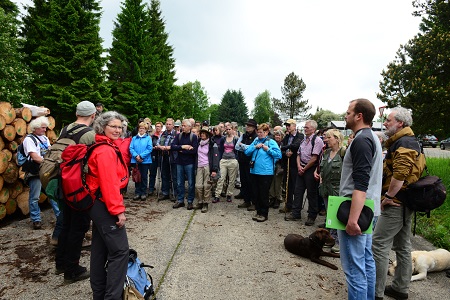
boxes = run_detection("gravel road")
[1,182,449,299]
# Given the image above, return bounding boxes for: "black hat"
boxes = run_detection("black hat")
[202,120,209,126]
[96,102,103,107]
[245,119,257,127]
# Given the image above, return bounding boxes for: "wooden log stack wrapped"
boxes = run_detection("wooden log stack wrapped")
[0,102,53,221]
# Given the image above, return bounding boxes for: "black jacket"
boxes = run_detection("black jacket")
[280,131,304,167]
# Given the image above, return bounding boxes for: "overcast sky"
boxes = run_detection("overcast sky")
[16,0,422,117]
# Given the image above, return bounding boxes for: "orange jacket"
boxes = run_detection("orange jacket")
[86,135,129,215]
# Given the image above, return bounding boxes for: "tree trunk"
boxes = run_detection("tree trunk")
[5,198,16,215]
[2,162,19,184]
[0,114,6,131]
[0,151,8,174]
[3,149,12,163]
[0,186,9,203]
[47,115,55,130]
[0,102,17,124]
[8,180,23,199]
[11,118,27,136]
[7,141,18,152]
[1,125,17,142]
[0,204,6,220]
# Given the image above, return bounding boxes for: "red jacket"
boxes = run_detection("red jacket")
[86,135,129,215]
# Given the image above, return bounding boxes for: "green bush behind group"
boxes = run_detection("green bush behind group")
[415,157,450,250]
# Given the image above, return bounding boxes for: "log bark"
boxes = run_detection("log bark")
[0,151,8,174]
[16,188,29,215]
[14,107,32,122]
[0,204,5,220]
[8,180,23,199]
[0,102,17,124]
[0,186,9,203]
[1,125,16,142]
[2,162,19,184]
[11,118,27,136]
[5,198,16,215]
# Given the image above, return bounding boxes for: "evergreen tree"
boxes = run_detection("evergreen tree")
[218,89,248,125]
[0,4,33,106]
[148,0,176,118]
[21,0,109,128]
[272,72,310,119]
[107,0,158,125]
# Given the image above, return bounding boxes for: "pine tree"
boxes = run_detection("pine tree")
[0,3,33,106]
[148,0,176,118]
[108,0,158,125]
[218,90,249,125]
[21,0,109,128]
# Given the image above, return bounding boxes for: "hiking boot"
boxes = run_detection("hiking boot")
[256,215,267,222]
[237,201,251,208]
[226,195,232,202]
[64,266,90,284]
[158,194,170,201]
[193,203,203,210]
[212,197,220,203]
[187,203,194,210]
[284,214,301,221]
[305,218,316,226]
[331,244,340,254]
[235,193,243,199]
[252,213,260,221]
[384,285,408,299]
[133,195,140,200]
[273,200,280,209]
[140,195,147,201]
[279,206,291,213]
[33,221,42,230]
[201,203,208,213]
[173,202,185,209]
[247,204,256,211]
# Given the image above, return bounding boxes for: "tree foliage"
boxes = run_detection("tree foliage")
[377,0,450,138]
[217,89,249,125]
[21,0,109,128]
[170,80,209,121]
[272,72,310,119]
[252,90,272,125]
[0,6,33,106]
[310,107,344,130]
[206,103,220,126]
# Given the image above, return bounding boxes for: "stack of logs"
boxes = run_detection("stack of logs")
[0,102,57,221]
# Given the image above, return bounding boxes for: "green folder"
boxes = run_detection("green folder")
[326,196,375,234]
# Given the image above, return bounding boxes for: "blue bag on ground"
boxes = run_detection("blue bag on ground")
[125,249,155,300]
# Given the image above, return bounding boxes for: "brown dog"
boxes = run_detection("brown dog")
[284,228,340,270]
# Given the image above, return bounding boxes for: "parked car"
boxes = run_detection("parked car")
[440,137,450,150]
[417,134,439,148]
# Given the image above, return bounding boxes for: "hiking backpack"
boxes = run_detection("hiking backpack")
[16,134,39,173]
[39,124,93,189]
[60,141,118,211]
[124,249,155,300]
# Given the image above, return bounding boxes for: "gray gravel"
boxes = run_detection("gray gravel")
[1,182,449,300]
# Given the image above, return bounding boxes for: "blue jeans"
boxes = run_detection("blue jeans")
[337,230,375,300]
[176,164,195,204]
[29,176,60,223]
[134,163,150,196]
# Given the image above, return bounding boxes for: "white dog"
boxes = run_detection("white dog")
[388,249,450,281]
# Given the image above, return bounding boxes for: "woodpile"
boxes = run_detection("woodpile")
[0,102,53,221]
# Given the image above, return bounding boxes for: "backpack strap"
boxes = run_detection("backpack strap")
[59,124,93,144]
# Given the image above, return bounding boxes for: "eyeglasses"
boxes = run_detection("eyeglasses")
[106,125,123,130]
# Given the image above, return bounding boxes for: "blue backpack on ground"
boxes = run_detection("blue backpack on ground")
[125,249,155,300]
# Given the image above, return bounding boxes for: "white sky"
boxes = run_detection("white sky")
[15,0,422,116]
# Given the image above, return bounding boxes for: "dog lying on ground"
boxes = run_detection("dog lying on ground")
[388,249,450,281]
[284,228,340,270]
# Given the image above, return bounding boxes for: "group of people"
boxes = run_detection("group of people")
[22,97,424,299]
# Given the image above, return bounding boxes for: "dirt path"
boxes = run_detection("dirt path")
[1,185,449,299]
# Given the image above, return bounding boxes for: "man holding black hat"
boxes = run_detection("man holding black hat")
[279,119,303,213]
[235,119,257,210]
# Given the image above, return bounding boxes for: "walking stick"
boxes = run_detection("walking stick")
[284,156,290,221]
[156,150,163,200]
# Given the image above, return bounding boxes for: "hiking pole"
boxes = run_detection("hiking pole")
[168,155,176,200]
[284,156,290,221]
[156,150,162,200]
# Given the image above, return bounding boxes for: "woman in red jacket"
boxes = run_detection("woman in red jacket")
[86,111,129,300]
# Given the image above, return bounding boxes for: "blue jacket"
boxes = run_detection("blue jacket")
[244,137,281,175]
[129,134,153,164]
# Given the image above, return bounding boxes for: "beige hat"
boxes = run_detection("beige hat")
[199,126,212,137]
[76,101,96,116]
[284,119,296,125]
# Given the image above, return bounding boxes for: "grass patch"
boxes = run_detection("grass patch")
[414,157,450,250]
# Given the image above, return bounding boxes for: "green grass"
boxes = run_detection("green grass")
[414,157,450,250]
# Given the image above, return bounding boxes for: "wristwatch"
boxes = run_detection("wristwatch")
[384,193,394,199]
